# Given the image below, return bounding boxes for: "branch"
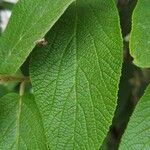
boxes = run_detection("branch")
[0,75,30,84]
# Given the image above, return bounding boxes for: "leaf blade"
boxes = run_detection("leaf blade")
[30,0,123,149]
[0,0,74,75]
[0,93,47,150]
[130,0,150,68]
[120,85,150,150]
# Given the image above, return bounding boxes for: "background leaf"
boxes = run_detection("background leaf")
[0,0,74,75]
[130,0,150,68]
[30,0,123,149]
[0,93,47,150]
[120,85,150,150]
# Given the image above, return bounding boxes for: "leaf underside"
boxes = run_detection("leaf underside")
[130,0,150,68]
[0,0,74,75]
[30,0,123,149]
[120,85,150,150]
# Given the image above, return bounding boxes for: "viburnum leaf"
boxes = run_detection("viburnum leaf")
[130,0,150,68]
[0,94,47,150]
[0,0,74,75]
[0,85,9,98]
[120,85,150,150]
[30,0,123,149]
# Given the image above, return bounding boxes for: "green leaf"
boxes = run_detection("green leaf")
[130,0,150,68]
[120,85,150,150]
[30,1,123,149]
[0,93,47,150]
[0,1,15,10]
[0,85,9,98]
[0,0,74,75]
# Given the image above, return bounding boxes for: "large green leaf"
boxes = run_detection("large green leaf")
[0,0,74,75]
[120,85,150,150]
[30,0,123,149]
[130,0,150,68]
[0,93,47,150]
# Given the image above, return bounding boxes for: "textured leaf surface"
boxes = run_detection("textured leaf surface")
[120,85,150,150]
[30,1,123,149]
[0,0,74,75]
[130,0,150,68]
[0,93,47,150]
[0,85,9,98]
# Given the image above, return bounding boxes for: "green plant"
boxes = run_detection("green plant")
[0,0,150,149]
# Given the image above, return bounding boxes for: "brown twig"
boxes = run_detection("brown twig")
[0,75,30,84]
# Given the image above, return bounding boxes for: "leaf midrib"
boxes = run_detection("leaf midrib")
[16,95,22,150]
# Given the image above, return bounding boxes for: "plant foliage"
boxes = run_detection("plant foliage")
[0,0,150,149]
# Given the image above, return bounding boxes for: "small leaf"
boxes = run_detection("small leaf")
[130,0,150,68]
[0,93,47,150]
[0,0,74,75]
[30,1,123,149]
[120,85,150,150]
